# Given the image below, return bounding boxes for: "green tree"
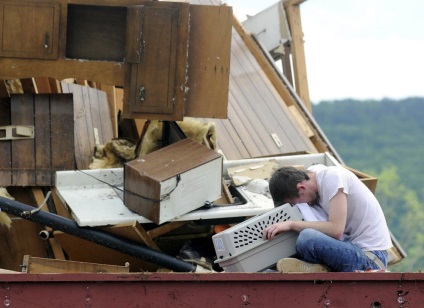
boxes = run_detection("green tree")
[374,166,424,272]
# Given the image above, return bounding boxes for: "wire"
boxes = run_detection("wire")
[77,169,181,203]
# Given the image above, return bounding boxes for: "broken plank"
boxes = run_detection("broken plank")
[99,84,118,138]
[61,82,93,170]
[22,255,129,274]
[95,88,114,144]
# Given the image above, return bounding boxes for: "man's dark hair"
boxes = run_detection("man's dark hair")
[269,166,309,207]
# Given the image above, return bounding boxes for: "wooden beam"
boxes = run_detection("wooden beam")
[0,58,126,86]
[284,2,312,111]
[283,0,308,6]
[51,188,73,219]
[31,188,66,260]
[102,222,160,251]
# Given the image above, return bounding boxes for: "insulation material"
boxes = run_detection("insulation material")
[90,139,137,169]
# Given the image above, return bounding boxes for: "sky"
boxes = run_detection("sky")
[226,0,424,103]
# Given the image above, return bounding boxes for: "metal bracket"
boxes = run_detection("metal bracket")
[271,133,283,148]
[0,125,35,141]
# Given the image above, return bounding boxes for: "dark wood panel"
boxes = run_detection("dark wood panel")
[34,95,52,185]
[50,94,75,182]
[0,80,8,97]
[11,95,35,185]
[0,98,11,185]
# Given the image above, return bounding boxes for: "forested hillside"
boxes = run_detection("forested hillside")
[312,97,424,272]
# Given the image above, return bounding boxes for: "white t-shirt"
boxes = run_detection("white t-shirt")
[307,164,393,251]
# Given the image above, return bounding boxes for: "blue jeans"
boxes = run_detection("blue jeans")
[295,229,388,272]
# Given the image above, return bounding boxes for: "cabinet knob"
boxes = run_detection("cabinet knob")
[139,86,145,102]
[44,32,50,50]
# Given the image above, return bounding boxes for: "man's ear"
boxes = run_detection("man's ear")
[296,182,306,191]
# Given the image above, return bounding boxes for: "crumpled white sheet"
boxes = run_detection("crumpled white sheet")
[296,203,328,222]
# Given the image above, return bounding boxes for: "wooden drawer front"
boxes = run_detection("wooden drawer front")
[0,2,60,59]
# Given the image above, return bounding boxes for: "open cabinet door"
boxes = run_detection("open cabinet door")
[125,1,189,121]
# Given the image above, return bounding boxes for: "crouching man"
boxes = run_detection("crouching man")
[263,165,393,273]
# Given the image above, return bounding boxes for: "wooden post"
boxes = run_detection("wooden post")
[283,0,311,111]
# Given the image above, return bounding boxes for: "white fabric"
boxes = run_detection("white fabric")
[307,164,393,251]
[296,203,328,222]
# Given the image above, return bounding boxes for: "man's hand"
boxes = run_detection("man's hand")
[263,221,292,240]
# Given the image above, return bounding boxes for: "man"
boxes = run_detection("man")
[263,165,393,272]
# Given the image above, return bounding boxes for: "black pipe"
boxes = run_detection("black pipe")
[0,196,196,272]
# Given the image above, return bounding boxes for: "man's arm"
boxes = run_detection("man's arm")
[263,188,347,240]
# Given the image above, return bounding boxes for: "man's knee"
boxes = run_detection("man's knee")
[298,228,319,242]
[296,229,321,251]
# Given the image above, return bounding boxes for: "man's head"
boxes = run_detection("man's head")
[269,166,310,207]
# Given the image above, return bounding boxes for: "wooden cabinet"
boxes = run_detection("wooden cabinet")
[0,1,60,60]
[125,2,189,121]
[0,1,231,121]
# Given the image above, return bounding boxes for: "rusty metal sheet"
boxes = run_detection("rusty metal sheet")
[0,272,422,307]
